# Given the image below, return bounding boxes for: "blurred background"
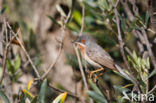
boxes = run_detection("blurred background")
[0,0,156,103]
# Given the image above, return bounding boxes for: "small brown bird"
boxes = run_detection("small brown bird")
[74,34,139,83]
[74,34,140,92]
[75,34,117,82]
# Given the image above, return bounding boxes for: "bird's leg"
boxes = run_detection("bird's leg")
[89,68,104,79]
[93,71,105,83]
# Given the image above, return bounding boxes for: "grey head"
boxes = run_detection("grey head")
[74,34,96,46]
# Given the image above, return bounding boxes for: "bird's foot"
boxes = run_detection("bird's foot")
[89,69,105,83]
[89,68,104,78]
[89,72,94,79]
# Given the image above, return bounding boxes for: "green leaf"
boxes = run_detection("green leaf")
[98,0,111,11]
[145,11,150,27]
[6,59,14,75]
[0,90,10,103]
[148,70,156,79]
[48,15,61,26]
[37,79,48,103]
[23,89,34,101]
[56,5,66,17]
[121,17,126,32]
[73,10,82,25]
[14,55,21,71]
[89,80,103,96]
[52,92,67,103]
[88,91,108,103]
[113,85,130,93]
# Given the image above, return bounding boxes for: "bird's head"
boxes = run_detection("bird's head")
[74,34,94,48]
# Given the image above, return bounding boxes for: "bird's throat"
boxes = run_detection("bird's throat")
[77,44,85,57]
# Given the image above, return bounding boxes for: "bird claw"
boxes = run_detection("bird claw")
[89,72,94,79]
[89,72,98,83]
[93,77,98,83]
[89,68,105,83]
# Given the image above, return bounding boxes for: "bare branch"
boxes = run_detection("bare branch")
[148,84,156,94]
[141,29,156,71]
[0,27,20,84]
[7,23,41,78]
[49,83,85,103]
[79,0,85,36]
[108,0,140,92]
[73,45,88,90]
[111,0,133,75]
[37,10,72,80]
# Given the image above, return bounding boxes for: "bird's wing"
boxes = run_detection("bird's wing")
[86,43,116,70]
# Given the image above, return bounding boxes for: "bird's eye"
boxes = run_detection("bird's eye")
[81,39,86,43]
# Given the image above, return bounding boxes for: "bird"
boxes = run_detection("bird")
[74,34,118,82]
[74,34,140,86]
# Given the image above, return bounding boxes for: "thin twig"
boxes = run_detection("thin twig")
[109,0,140,92]
[73,45,88,89]
[79,0,85,36]
[76,0,89,91]
[142,29,156,71]
[49,83,85,102]
[113,1,132,74]
[125,47,133,58]
[40,41,63,79]
[148,84,156,94]
[73,44,93,103]
[76,2,93,102]
[0,28,20,84]
[37,10,72,80]
[7,23,41,78]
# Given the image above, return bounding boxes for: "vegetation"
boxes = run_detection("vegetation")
[0,0,156,103]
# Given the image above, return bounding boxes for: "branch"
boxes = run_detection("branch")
[37,10,72,80]
[75,2,93,102]
[109,0,140,92]
[49,83,85,103]
[79,0,85,36]
[0,21,20,84]
[141,29,156,71]
[7,23,41,78]
[73,45,88,88]
[148,84,156,94]
[0,26,20,84]
[111,0,134,77]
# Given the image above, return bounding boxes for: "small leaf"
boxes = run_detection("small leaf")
[88,91,108,103]
[121,17,126,32]
[56,5,66,17]
[73,10,82,25]
[145,11,150,27]
[113,85,130,93]
[98,0,111,11]
[52,92,67,103]
[14,55,21,71]
[0,90,10,103]
[23,89,34,100]
[37,79,48,103]
[48,15,61,26]
[27,80,33,90]
[148,70,156,79]
[89,80,103,96]
[122,84,133,89]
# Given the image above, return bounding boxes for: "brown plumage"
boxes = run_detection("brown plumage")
[75,34,116,71]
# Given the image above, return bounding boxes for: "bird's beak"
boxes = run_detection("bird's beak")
[74,42,86,48]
